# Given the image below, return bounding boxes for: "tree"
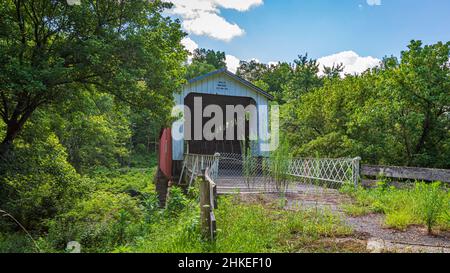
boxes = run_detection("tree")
[382,40,450,167]
[282,41,450,168]
[0,0,187,158]
[185,61,217,80]
[48,90,132,172]
[259,62,293,103]
[236,60,269,83]
[322,63,344,79]
[282,54,322,101]
[192,48,226,69]
[185,48,226,79]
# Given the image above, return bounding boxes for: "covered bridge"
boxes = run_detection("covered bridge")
[157,68,274,199]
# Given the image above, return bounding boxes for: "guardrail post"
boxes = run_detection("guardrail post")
[353,157,362,188]
[213,153,221,180]
[200,167,218,241]
[199,170,210,239]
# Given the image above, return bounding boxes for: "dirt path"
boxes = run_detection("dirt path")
[231,185,450,252]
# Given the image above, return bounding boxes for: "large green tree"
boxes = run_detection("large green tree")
[0,0,187,158]
[192,48,226,69]
[283,41,450,168]
[282,54,322,101]
[185,48,226,79]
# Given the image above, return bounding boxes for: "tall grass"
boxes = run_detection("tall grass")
[415,183,447,234]
[130,196,353,253]
[269,137,292,196]
[241,141,255,189]
[341,181,450,233]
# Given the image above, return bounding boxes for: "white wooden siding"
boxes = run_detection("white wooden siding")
[172,73,270,160]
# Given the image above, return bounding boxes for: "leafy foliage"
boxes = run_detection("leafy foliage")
[0,134,89,231]
[192,48,227,69]
[185,48,227,79]
[47,191,143,252]
[0,0,187,156]
[280,41,450,168]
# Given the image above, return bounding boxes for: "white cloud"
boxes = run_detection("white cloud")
[366,0,381,6]
[317,51,381,76]
[169,0,263,41]
[181,37,199,63]
[225,54,241,73]
[182,12,244,41]
[181,37,199,53]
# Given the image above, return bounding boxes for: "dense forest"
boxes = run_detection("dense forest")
[0,0,449,253]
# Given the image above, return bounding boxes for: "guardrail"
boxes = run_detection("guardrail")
[361,165,450,184]
[180,153,220,187]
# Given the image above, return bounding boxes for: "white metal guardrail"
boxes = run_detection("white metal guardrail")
[181,153,361,191]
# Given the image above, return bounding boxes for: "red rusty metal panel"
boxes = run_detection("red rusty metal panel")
[158,128,172,179]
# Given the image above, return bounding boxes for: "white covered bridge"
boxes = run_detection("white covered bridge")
[155,69,360,204]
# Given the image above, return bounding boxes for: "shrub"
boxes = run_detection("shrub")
[0,233,36,253]
[0,135,90,231]
[132,204,205,253]
[89,168,155,195]
[342,181,449,232]
[414,182,446,234]
[142,192,162,224]
[166,187,189,217]
[47,191,143,252]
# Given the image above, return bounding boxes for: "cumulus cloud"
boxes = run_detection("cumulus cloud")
[169,0,263,41]
[317,51,381,76]
[181,37,199,63]
[182,12,244,41]
[366,0,381,6]
[225,54,241,73]
[181,37,199,53]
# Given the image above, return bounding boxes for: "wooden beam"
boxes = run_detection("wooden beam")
[362,165,450,183]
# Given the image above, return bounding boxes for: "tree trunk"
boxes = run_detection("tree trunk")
[0,108,34,159]
[0,138,13,160]
[0,122,21,159]
[415,108,432,155]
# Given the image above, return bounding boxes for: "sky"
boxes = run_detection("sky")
[173,0,450,74]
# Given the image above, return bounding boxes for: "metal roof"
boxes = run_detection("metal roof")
[187,68,274,100]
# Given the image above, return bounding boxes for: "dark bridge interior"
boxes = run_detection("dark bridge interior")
[184,93,256,155]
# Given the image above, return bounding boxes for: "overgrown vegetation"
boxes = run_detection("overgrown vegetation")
[0,0,448,254]
[131,194,353,253]
[0,166,158,253]
[1,176,355,253]
[237,41,450,169]
[341,182,450,233]
[268,137,293,203]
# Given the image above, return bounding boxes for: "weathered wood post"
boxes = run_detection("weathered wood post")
[353,157,362,188]
[200,167,218,241]
[199,169,211,239]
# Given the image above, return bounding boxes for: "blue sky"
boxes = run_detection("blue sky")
[172,0,450,73]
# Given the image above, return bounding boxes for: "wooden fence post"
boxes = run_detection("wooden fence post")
[353,157,362,188]
[199,168,218,241]
[199,172,210,239]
